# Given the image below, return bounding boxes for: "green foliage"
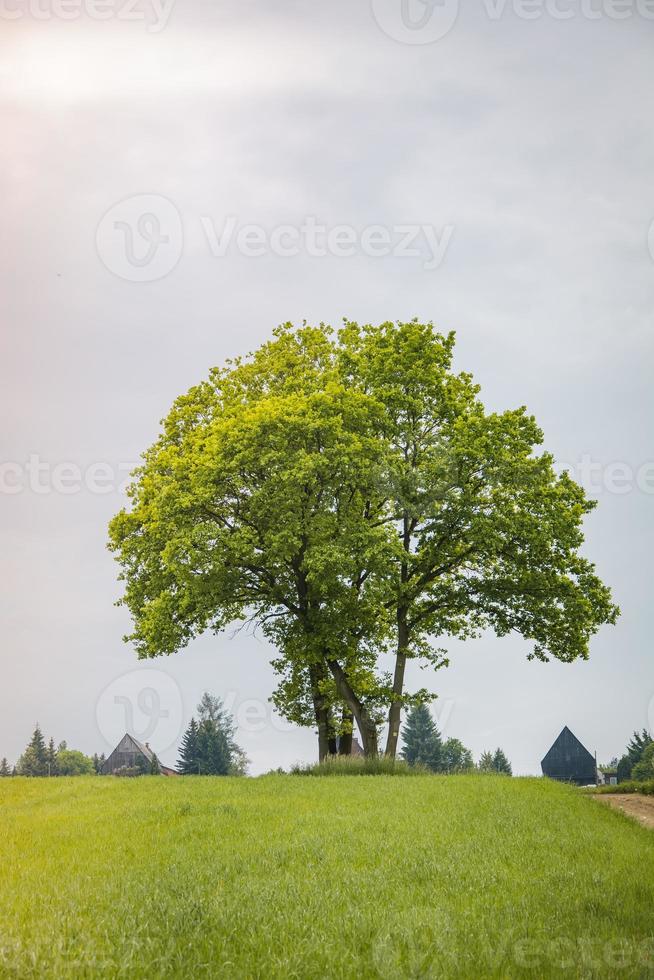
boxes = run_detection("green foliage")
[492,749,512,776]
[1,777,654,978]
[177,718,200,775]
[0,758,11,777]
[177,694,247,776]
[400,704,442,771]
[45,738,59,776]
[478,751,495,773]
[108,321,619,758]
[57,750,95,777]
[595,780,654,796]
[631,743,654,782]
[440,738,475,774]
[616,755,632,783]
[613,730,652,782]
[16,725,48,777]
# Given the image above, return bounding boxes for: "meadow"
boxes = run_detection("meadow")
[1,775,653,979]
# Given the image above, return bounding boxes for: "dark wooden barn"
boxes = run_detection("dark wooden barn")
[101,733,175,776]
[541,726,597,785]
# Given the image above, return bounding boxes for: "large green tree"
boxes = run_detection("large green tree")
[109,321,618,758]
[110,326,392,757]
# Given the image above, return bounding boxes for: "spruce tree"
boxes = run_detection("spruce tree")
[400,704,442,771]
[197,719,231,775]
[492,748,512,775]
[478,750,495,773]
[17,725,48,776]
[0,758,11,777]
[150,753,161,775]
[177,718,200,774]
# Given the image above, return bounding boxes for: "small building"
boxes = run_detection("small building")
[101,733,176,776]
[541,726,597,786]
[597,767,618,787]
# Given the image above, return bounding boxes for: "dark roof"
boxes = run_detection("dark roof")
[541,726,596,783]
[101,733,175,775]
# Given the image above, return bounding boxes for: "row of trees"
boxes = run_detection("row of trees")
[109,320,618,759]
[0,726,101,777]
[400,704,512,774]
[1,696,247,779]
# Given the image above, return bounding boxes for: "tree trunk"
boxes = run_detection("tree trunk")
[385,507,412,758]
[338,707,354,755]
[309,663,333,762]
[327,659,379,756]
[385,606,408,758]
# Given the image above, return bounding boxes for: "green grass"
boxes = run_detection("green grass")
[1,776,653,978]
[289,754,429,775]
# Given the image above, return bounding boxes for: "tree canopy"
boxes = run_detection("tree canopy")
[109,320,619,758]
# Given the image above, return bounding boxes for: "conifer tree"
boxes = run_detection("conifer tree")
[150,753,161,775]
[492,748,512,775]
[400,704,442,771]
[197,719,231,775]
[0,758,11,777]
[177,718,200,774]
[478,750,495,773]
[17,725,49,777]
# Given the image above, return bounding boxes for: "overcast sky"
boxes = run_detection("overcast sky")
[1,2,653,774]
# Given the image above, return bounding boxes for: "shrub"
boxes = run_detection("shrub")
[594,780,654,796]
[290,755,430,776]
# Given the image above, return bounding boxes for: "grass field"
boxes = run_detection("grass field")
[1,776,654,978]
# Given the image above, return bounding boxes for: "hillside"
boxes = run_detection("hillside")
[1,775,653,978]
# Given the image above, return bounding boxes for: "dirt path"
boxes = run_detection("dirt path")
[594,793,654,830]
